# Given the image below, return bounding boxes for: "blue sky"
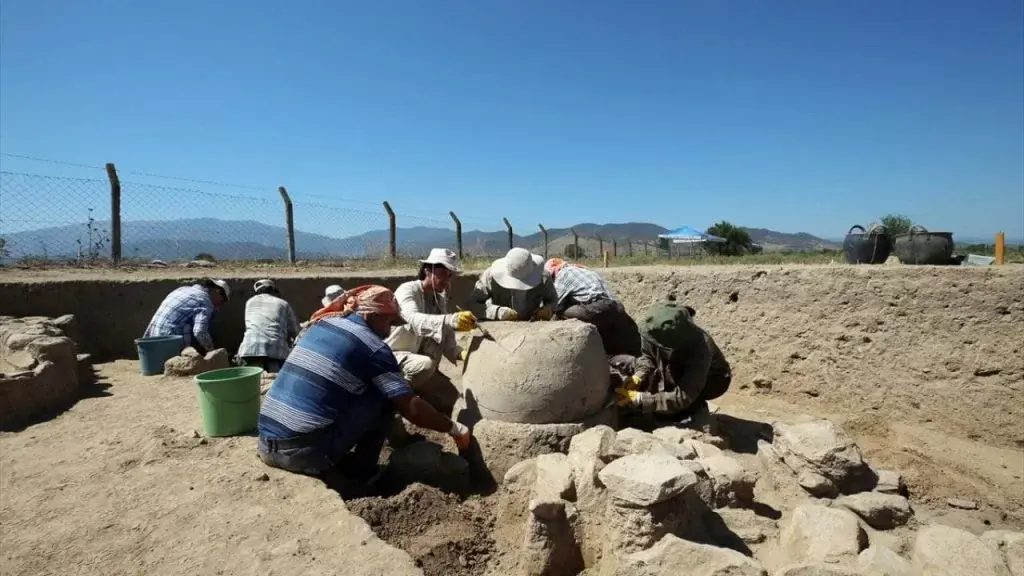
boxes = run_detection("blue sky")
[1,0,1022,241]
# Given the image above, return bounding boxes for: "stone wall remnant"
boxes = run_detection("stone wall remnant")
[0,315,91,430]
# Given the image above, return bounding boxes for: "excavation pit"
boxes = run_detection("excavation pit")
[347,483,497,576]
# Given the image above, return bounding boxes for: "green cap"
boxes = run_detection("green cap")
[640,301,700,351]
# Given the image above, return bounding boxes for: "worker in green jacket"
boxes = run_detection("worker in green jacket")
[609,300,732,431]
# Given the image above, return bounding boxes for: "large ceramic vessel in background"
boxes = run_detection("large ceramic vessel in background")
[894,226,955,265]
[842,224,892,264]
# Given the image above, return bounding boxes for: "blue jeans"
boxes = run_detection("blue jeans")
[257,397,393,478]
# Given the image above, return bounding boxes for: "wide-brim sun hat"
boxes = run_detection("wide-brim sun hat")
[322,284,345,307]
[211,279,231,301]
[420,248,461,273]
[490,247,544,291]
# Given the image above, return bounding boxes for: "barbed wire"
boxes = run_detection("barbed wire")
[0,164,668,266]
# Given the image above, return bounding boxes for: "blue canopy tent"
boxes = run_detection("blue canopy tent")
[659,226,726,244]
[657,226,726,257]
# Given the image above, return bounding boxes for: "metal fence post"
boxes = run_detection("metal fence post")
[572,228,579,259]
[597,235,604,258]
[502,217,513,250]
[105,163,122,264]
[278,186,296,264]
[627,237,633,257]
[449,211,463,259]
[612,238,617,258]
[383,201,396,259]
[538,224,548,259]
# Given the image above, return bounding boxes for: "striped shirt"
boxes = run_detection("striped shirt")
[258,314,413,440]
[237,294,301,361]
[144,285,216,350]
[553,265,616,313]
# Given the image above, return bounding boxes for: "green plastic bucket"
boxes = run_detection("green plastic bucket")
[194,366,263,437]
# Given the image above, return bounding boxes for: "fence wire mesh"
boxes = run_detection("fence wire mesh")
[0,171,112,263]
[1,164,670,267]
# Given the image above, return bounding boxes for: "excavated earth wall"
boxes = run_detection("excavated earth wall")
[0,264,1021,448]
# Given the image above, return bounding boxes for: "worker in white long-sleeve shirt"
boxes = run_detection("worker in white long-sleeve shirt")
[385,248,477,389]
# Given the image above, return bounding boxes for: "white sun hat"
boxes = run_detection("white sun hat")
[211,279,231,301]
[420,248,461,273]
[489,247,545,291]
[253,279,276,293]
[322,284,345,307]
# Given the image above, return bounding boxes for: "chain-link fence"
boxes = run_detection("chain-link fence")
[0,159,671,267]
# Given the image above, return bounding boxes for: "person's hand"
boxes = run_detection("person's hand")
[532,308,553,321]
[497,307,518,321]
[450,421,472,450]
[625,374,644,391]
[614,387,639,407]
[451,311,477,332]
[459,347,468,362]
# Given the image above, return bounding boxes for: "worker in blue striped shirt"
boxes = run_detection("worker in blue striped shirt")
[257,284,471,488]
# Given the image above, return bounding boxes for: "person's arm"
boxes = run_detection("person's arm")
[369,348,471,447]
[467,270,508,320]
[395,282,453,342]
[192,304,216,351]
[532,275,558,320]
[286,305,301,341]
[552,274,572,316]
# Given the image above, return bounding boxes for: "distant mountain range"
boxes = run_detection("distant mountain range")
[2,218,844,261]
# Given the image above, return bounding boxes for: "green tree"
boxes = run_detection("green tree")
[0,237,7,259]
[194,252,217,262]
[879,214,913,237]
[706,221,753,256]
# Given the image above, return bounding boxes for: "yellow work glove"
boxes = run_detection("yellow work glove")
[451,311,477,332]
[625,374,643,391]
[459,347,468,362]
[614,387,639,407]
[532,308,553,321]
[497,307,518,321]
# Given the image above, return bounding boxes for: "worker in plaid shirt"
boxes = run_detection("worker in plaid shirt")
[544,258,641,357]
[144,278,230,354]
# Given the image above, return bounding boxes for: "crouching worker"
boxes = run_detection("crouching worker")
[256,285,472,488]
[144,278,230,355]
[467,247,557,321]
[609,301,732,432]
[236,279,300,374]
[544,258,641,357]
[386,249,475,388]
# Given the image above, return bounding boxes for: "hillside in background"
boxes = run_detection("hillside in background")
[1,218,840,261]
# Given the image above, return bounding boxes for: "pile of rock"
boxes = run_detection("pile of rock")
[163,347,230,377]
[0,315,92,429]
[483,417,1024,576]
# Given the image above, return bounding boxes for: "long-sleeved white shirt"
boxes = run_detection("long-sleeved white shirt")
[237,294,301,361]
[385,280,460,364]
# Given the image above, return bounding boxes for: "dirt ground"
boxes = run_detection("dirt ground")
[1,263,1022,575]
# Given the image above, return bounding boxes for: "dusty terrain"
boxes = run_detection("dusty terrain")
[1,263,1022,575]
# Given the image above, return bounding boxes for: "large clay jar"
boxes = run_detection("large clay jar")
[842,224,892,264]
[460,319,609,424]
[894,226,955,265]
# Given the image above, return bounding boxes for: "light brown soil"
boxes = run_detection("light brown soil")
[1,264,1022,575]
